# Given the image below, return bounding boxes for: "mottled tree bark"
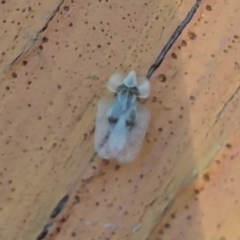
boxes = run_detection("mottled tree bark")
[0,0,240,240]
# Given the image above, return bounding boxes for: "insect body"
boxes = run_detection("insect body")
[94,70,150,163]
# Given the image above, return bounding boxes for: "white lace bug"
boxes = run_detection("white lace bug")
[94,70,151,163]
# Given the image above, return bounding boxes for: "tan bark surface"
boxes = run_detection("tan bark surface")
[0,0,240,240]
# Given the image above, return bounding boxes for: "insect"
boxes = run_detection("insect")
[94,70,151,163]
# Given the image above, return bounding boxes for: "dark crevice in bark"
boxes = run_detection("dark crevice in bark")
[147,0,202,78]
[9,0,64,67]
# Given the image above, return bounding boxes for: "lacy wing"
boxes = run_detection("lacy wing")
[117,104,150,163]
[94,99,113,159]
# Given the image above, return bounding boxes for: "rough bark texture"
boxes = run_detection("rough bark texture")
[0,0,240,240]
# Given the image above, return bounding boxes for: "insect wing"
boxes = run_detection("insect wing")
[137,77,150,98]
[108,73,124,92]
[109,113,128,156]
[117,104,150,163]
[94,99,114,159]
[123,70,137,88]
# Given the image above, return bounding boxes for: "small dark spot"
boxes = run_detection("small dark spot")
[206,5,212,11]
[71,232,76,237]
[102,159,109,165]
[60,217,66,223]
[28,81,32,85]
[188,31,197,40]
[95,202,99,206]
[74,195,80,203]
[69,22,73,27]
[164,223,170,228]
[42,37,49,43]
[181,40,187,46]
[1,1,6,4]
[225,143,232,149]
[12,72,17,78]
[194,189,200,194]
[152,96,157,102]
[158,74,166,82]
[57,84,62,89]
[170,213,176,219]
[76,115,81,121]
[203,173,210,181]
[223,49,228,53]
[159,229,164,234]
[158,128,163,132]
[52,143,57,148]
[187,215,192,220]
[38,45,43,50]
[22,60,28,65]
[217,223,221,229]
[97,44,101,48]
[234,35,239,39]
[115,165,120,171]
[216,160,221,164]
[64,6,69,11]
[38,116,42,120]
[234,62,240,69]
[219,237,226,240]
[23,149,27,153]
[190,95,195,100]
[56,227,61,233]
[171,53,177,59]
[6,86,10,91]
[140,174,144,179]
